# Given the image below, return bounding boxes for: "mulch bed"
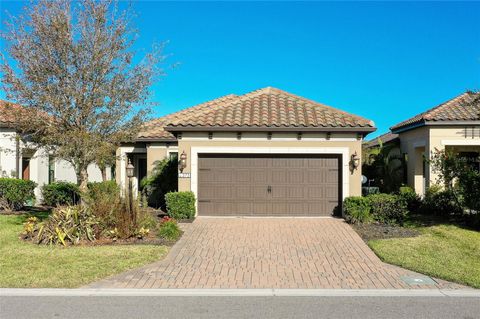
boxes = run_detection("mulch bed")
[352,223,420,242]
[1,206,51,216]
[82,233,182,247]
[20,231,183,247]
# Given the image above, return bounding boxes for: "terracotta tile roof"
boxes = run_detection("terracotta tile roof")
[137,94,239,140]
[364,132,399,149]
[0,100,23,127]
[138,87,375,140]
[391,92,480,132]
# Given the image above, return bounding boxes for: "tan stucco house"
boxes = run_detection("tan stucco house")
[390,91,480,196]
[117,87,376,216]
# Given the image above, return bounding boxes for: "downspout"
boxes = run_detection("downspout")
[15,134,20,178]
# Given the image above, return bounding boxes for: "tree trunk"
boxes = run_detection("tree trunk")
[101,166,107,182]
[77,166,89,205]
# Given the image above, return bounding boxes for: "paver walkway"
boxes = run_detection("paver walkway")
[88,218,464,289]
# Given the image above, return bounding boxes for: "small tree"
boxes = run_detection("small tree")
[1,0,165,194]
[362,141,405,193]
[430,148,480,213]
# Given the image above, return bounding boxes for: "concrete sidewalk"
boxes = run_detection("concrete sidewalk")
[2,288,479,297]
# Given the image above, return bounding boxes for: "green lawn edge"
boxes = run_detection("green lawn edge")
[0,214,168,288]
[368,224,480,289]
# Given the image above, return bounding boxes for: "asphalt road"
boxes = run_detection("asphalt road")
[1,295,479,319]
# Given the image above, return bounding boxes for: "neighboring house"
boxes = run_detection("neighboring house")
[363,132,399,150]
[362,132,405,192]
[117,87,376,216]
[390,91,480,196]
[0,100,110,202]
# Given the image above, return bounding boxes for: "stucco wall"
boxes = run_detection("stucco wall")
[146,142,179,173]
[398,127,428,195]
[0,128,18,178]
[54,160,107,183]
[398,125,480,195]
[173,132,363,200]
[428,125,480,185]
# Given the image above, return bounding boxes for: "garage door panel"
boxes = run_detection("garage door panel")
[326,169,339,182]
[253,186,269,200]
[235,169,251,182]
[253,170,269,183]
[271,169,287,183]
[235,186,252,199]
[287,169,303,183]
[307,186,324,198]
[197,154,341,216]
[252,202,272,214]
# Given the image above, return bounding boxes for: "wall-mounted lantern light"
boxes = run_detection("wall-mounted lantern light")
[350,151,360,170]
[178,151,187,172]
[126,158,134,178]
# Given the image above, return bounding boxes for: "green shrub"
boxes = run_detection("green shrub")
[398,186,421,212]
[86,181,120,228]
[87,181,119,200]
[157,217,181,240]
[343,196,372,224]
[138,211,158,230]
[421,186,462,216]
[465,213,480,230]
[0,178,36,210]
[42,182,80,207]
[457,169,480,213]
[165,191,196,219]
[141,158,178,209]
[34,205,98,245]
[367,193,408,225]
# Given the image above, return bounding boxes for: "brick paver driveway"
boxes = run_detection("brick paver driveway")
[88,218,462,289]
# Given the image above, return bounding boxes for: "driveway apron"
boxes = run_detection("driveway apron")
[87,218,464,289]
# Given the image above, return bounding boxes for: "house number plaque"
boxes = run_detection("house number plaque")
[179,172,191,178]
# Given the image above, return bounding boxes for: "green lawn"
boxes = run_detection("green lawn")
[0,213,168,288]
[369,223,480,288]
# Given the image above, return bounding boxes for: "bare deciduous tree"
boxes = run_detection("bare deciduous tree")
[1,0,165,193]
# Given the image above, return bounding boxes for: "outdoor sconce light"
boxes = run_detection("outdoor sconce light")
[350,151,360,170]
[178,151,187,173]
[126,158,134,179]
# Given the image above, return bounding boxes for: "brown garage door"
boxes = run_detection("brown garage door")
[197,154,341,216]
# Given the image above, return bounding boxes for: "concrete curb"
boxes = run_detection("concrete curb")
[1,288,479,297]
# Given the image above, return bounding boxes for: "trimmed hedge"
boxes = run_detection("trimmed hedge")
[343,196,372,224]
[343,193,408,225]
[165,191,196,220]
[0,178,36,210]
[368,193,408,225]
[42,182,80,207]
[398,186,421,212]
[421,186,462,216]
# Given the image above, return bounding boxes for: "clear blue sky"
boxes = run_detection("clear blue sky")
[1,1,479,138]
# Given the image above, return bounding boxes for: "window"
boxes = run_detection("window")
[459,152,480,172]
[48,156,55,184]
[169,152,178,160]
